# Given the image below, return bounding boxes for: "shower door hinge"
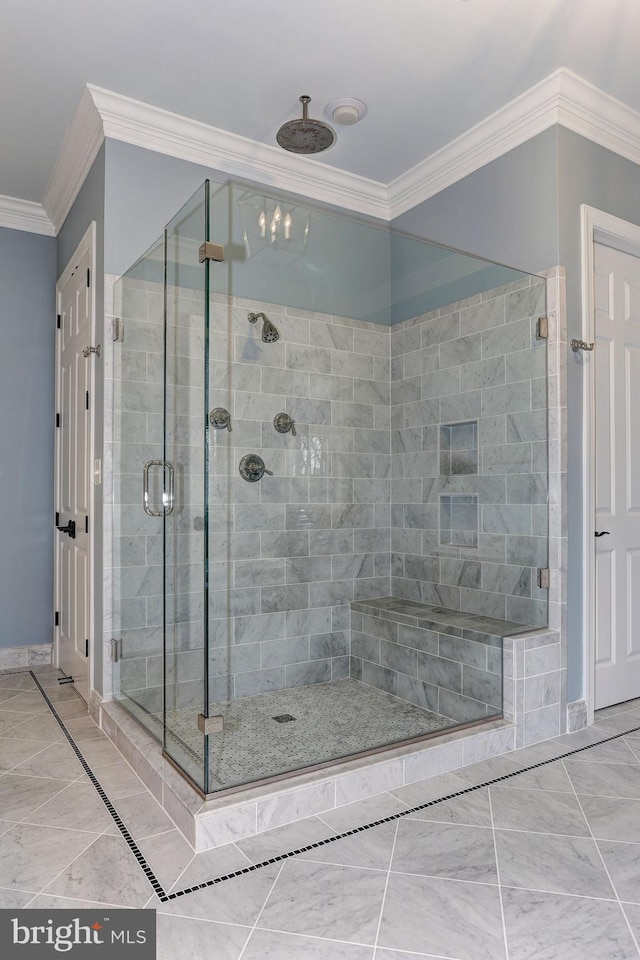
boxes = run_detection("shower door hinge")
[537,567,550,590]
[197,713,224,735]
[198,241,225,263]
[56,412,60,428]
[113,317,125,342]
[85,390,89,411]
[85,638,89,658]
[111,638,122,663]
[56,314,61,329]
[54,611,59,627]
[536,316,549,340]
[87,268,91,287]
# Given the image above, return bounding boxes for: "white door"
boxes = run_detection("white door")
[594,240,640,708]
[55,231,94,703]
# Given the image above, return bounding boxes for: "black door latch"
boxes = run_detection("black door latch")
[56,520,76,539]
[594,531,610,537]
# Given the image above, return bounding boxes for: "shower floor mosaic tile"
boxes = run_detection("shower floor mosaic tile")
[159,679,456,790]
[3,667,640,959]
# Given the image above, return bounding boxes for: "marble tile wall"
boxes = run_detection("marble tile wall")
[107,279,392,711]
[389,276,550,627]
[104,269,567,742]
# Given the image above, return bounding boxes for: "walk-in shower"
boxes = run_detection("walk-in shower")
[111,180,549,797]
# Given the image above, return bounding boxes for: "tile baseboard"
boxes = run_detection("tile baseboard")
[0,643,52,669]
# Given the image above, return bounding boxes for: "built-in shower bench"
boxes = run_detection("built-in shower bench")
[350,596,539,724]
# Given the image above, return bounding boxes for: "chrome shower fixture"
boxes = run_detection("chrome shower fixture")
[248,311,280,343]
[276,96,336,155]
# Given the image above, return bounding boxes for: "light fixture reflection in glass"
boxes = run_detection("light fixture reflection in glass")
[240,193,311,266]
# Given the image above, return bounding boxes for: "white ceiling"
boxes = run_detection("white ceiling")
[2,0,640,211]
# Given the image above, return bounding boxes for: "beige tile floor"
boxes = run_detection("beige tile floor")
[2,666,640,959]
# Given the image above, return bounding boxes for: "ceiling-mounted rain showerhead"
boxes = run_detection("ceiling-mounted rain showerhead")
[248,311,280,343]
[276,95,336,155]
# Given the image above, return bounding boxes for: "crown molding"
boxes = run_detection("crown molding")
[554,69,640,164]
[0,194,54,236]
[22,67,640,238]
[88,84,389,220]
[42,86,104,233]
[388,69,640,218]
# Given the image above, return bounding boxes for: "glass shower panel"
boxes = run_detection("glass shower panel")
[198,183,549,795]
[112,238,165,733]
[112,178,550,798]
[162,182,209,791]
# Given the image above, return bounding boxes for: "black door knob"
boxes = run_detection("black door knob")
[56,520,76,539]
[594,531,610,537]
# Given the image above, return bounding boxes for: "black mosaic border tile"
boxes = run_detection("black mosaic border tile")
[29,672,168,901]
[27,669,640,904]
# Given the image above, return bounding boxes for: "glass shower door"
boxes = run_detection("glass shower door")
[162,182,210,790]
[111,238,165,731]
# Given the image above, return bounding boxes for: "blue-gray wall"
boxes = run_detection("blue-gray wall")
[104,140,393,324]
[0,226,56,648]
[394,125,640,703]
[89,125,640,701]
[57,144,105,687]
[557,128,640,701]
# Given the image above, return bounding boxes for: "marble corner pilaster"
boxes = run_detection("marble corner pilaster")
[566,698,588,733]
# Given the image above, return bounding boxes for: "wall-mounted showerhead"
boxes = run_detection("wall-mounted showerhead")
[248,311,280,343]
[276,96,336,155]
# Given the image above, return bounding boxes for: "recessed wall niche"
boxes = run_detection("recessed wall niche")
[440,420,478,475]
[439,494,479,548]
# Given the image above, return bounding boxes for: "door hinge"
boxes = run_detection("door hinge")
[570,338,595,353]
[197,713,224,734]
[199,241,225,263]
[111,638,122,662]
[56,412,60,428]
[85,390,89,410]
[113,318,125,342]
[85,515,89,534]
[537,567,550,590]
[85,638,89,658]
[56,314,61,329]
[536,316,549,340]
[87,267,91,287]
[55,511,59,526]
[54,611,59,627]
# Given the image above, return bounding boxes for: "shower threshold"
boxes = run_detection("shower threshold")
[102,624,561,850]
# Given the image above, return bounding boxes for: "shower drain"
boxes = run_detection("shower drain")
[272,713,296,723]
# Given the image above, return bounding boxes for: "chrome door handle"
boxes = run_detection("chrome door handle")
[595,531,610,537]
[143,460,175,517]
[164,461,175,516]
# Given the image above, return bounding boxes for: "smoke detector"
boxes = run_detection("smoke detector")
[325,98,367,126]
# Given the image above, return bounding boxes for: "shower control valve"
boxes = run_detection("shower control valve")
[274,412,296,437]
[210,407,232,431]
[239,454,274,482]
